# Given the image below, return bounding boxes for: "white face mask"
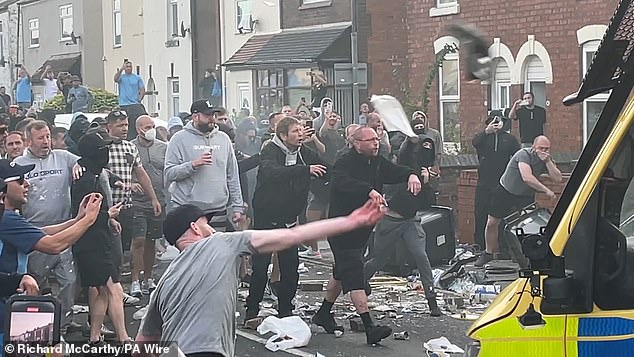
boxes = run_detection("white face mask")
[143,128,156,141]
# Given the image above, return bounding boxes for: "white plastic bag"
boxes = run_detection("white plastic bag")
[370,95,417,138]
[257,316,312,351]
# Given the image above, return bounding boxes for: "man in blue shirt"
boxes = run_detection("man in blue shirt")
[14,65,31,109]
[114,59,147,139]
[0,159,103,346]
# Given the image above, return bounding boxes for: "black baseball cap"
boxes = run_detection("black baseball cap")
[163,204,206,245]
[0,159,35,183]
[190,100,219,115]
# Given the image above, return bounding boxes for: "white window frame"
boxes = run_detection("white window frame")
[236,0,252,33]
[113,0,122,47]
[430,0,459,17]
[491,59,511,110]
[582,41,608,144]
[439,53,460,147]
[168,0,179,37]
[59,4,73,41]
[169,78,180,117]
[28,18,39,48]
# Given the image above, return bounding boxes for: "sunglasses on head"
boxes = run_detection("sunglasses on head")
[110,110,128,118]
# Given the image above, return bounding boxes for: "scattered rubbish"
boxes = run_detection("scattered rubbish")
[257,316,312,351]
[376,314,386,320]
[334,330,343,338]
[300,282,324,291]
[423,336,465,355]
[387,311,398,318]
[349,318,365,332]
[373,305,396,313]
[450,312,480,321]
[470,284,501,304]
[316,353,326,357]
[133,306,148,320]
[393,331,409,340]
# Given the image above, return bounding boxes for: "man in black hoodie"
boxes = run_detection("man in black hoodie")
[245,116,327,323]
[313,127,421,345]
[472,111,520,249]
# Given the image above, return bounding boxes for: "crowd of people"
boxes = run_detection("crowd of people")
[0,68,563,356]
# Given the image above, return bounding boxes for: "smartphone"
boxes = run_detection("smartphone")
[14,64,21,68]
[305,120,313,129]
[5,295,61,349]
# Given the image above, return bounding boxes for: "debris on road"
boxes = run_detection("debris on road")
[423,336,465,355]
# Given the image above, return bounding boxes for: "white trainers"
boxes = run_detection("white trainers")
[298,247,322,259]
[142,279,157,295]
[123,292,140,305]
[130,281,142,297]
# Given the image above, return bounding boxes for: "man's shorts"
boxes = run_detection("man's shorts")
[489,185,534,219]
[331,247,365,294]
[132,207,165,240]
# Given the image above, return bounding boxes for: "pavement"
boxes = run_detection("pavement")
[60,242,476,357]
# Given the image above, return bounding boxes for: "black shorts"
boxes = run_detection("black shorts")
[132,208,165,240]
[489,185,534,219]
[331,247,365,294]
[74,250,121,287]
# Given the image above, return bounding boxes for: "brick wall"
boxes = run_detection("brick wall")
[281,0,351,29]
[366,0,619,153]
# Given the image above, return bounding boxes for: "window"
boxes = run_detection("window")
[430,0,460,17]
[285,68,311,110]
[236,0,252,33]
[437,0,457,5]
[524,55,547,107]
[256,69,284,115]
[169,78,180,117]
[60,4,73,40]
[491,59,511,110]
[439,54,460,146]
[113,0,122,46]
[168,0,179,37]
[28,19,39,47]
[583,41,608,144]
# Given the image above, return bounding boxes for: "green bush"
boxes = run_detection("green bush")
[42,88,119,112]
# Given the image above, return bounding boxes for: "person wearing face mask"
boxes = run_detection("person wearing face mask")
[128,115,167,297]
[165,100,245,232]
[71,131,132,344]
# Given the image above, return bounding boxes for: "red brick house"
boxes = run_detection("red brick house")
[367,0,619,154]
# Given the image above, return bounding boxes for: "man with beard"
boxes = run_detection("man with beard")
[165,100,244,231]
[313,127,421,345]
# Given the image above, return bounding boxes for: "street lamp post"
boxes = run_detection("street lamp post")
[351,0,359,124]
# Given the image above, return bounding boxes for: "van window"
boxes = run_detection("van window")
[594,124,634,309]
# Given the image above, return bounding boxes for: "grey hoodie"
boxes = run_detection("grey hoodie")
[164,122,244,214]
[412,111,443,164]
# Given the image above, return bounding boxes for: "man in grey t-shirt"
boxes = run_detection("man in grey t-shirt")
[475,135,562,266]
[136,201,385,357]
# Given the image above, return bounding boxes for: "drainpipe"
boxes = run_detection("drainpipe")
[351,0,359,124]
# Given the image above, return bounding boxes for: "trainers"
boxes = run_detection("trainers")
[130,281,142,297]
[366,325,392,345]
[474,252,494,267]
[311,312,344,334]
[82,324,116,339]
[298,247,322,259]
[142,279,156,295]
[123,292,140,305]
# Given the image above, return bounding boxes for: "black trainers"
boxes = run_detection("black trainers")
[312,312,344,334]
[474,252,493,267]
[366,324,392,345]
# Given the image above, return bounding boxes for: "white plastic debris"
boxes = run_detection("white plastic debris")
[257,316,311,352]
[71,305,89,314]
[423,336,465,354]
[297,262,309,274]
[133,305,148,320]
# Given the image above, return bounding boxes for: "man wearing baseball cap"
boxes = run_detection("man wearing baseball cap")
[164,99,244,231]
[136,200,386,356]
[0,159,103,348]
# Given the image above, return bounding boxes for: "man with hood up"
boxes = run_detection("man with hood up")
[411,111,443,170]
[472,110,520,249]
[64,112,91,155]
[71,131,131,343]
[165,99,245,230]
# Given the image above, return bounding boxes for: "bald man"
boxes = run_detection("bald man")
[129,115,168,296]
[475,135,562,266]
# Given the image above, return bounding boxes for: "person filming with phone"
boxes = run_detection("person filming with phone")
[509,91,547,147]
[472,110,520,249]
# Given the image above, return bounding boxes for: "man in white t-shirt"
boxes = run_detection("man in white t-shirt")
[41,65,59,102]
